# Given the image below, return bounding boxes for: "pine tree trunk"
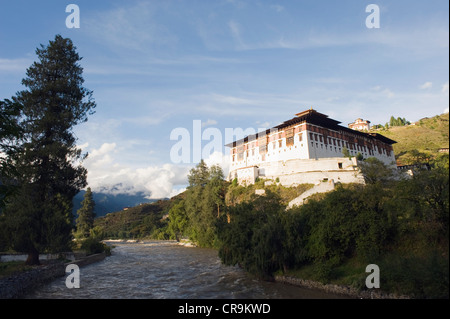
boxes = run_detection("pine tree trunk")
[25,247,40,265]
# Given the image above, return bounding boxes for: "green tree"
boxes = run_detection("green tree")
[342,146,351,159]
[389,116,396,127]
[0,99,22,208]
[358,157,398,185]
[1,35,96,265]
[397,164,449,230]
[75,187,96,238]
[205,165,226,218]
[184,160,226,247]
[217,190,285,278]
[388,116,409,127]
[356,152,364,161]
[406,149,430,165]
[167,200,188,241]
[187,159,210,187]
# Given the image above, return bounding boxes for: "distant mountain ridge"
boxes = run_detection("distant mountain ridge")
[72,190,159,218]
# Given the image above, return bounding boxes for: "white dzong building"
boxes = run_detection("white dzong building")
[225,109,396,186]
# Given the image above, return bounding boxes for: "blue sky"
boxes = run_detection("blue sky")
[0,0,448,198]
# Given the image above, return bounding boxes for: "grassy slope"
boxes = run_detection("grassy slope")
[375,113,449,164]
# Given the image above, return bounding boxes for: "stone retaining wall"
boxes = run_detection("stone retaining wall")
[0,253,106,299]
[274,275,411,299]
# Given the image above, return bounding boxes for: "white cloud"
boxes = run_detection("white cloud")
[420,82,433,89]
[89,142,117,158]
[81,142,232,199]
[82,143,191,199]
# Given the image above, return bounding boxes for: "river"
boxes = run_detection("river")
[25,241,351,299]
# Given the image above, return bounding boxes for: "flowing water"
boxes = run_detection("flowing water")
[25,241,351,299]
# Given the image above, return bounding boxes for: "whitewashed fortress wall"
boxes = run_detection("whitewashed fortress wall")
[226,109,396,186]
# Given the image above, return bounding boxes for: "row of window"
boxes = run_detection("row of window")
[308,132,390,156]
[231,131,391,162]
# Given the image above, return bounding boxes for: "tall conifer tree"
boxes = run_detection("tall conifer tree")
[2,35,96,265]
[76,187,96,238]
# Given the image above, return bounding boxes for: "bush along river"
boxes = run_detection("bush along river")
[24,241,352,299]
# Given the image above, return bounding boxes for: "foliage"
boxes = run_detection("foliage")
[1,185,76,258]
[358,157,399,185]
[94,200,172,239]
[167,200,188,241]
[214,158,448,297]
[79,236,110,256]
[75,187,96,238]
[0,35,96,265]
[379,251,449,298]
[387,116,410,127]
[169,160,227,247]
[217,190,285,278]
[342,146,351,159]
[0,99,22,208]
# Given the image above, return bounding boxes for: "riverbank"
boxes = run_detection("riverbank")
[274,275,411,299]
[0,252,106,299]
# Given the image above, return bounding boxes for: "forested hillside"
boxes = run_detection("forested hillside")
[93,194,183,239]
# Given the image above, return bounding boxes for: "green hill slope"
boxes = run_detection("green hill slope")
[375,112,449,165]
[94,193,185,239]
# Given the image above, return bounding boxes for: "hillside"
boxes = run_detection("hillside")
[375,112,449,165]
[72,191,158,218]
[93,192,185,239]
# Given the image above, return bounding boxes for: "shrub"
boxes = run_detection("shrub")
[80,237,107,255]
[379,251,449,298]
